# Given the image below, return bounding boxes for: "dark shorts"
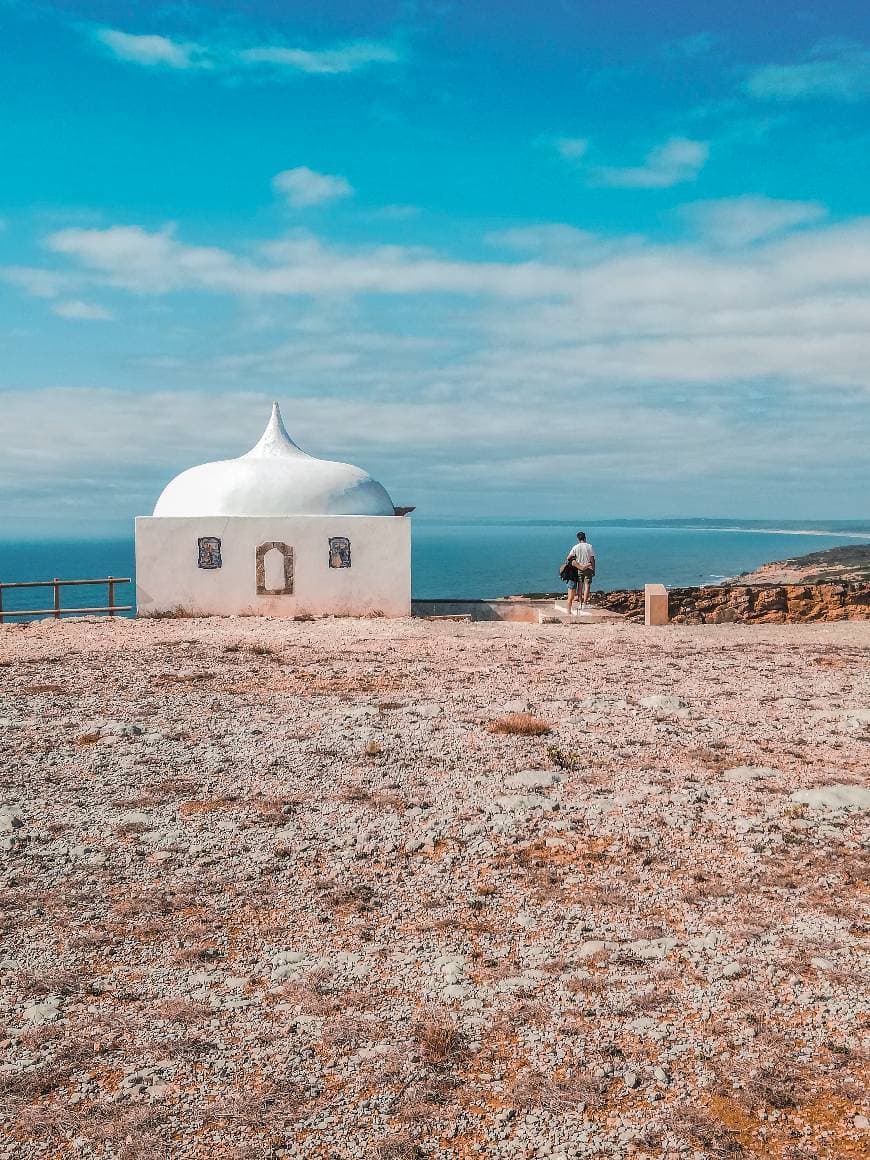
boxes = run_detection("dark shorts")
[569,567,593,590]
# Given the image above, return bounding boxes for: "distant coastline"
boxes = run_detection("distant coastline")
[727,544,870,585]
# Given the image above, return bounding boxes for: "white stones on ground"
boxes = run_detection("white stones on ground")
[341,705,377,722]
[639,695,688,716]
[720,963,743,979]
[625,1016,666,1040]
[837,708,870,733]
[22,994,63,1025]
[653,1066,670,1086]
[409,702,443,719]
[576,695,629,711]
[625,937,678,961]
[94,720,143,738]
[118,1061,174,1100]
[0,804,24,832]
[504,770,561,791]
[270,949,371,985]
[271,950,313,981]
[789,785,870,812]
[436,956,465,986]
[489,794,557,814]
[585,796,615,817]
[501,698,531,714]
[623,1070,640,1089]
[497,971,546,995]
[117,811,153,828]
[723,766,780,783]
[810,957,835,971]
[576,941,607,960]
[853,1115,870,1130]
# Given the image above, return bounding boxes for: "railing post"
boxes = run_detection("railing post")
[108,576,115,617]
[53,579,60,619]
[0,585,3,622]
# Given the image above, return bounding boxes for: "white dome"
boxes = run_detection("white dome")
[153,403,396,517]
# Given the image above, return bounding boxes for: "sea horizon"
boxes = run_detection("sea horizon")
[1,517,868,618]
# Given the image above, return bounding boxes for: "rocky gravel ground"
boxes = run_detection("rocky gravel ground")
[0,615,868,1160]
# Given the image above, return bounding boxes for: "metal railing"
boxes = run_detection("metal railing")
[0,577,132,622]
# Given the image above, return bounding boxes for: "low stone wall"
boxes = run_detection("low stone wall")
[593,583,870,624]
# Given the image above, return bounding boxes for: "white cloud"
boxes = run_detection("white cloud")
[272,167,354,208]
[595,137,709,189]
[746,42,870,102]
[484,224,629,265]
[553,137,589,161]
[52,299,113,321]
[2,384,866,527]
[238,41,399,75]
[95,28,207,69]
[683,196,827,247]
[1,266,80,298]
[7,213,870,520]
[90,27,399,78]
[42,224,579,298]
[23,212,870,401]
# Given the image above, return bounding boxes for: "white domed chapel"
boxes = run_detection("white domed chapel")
[135,403,411,618]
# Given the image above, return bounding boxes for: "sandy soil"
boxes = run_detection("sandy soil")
[1,615,868,1160]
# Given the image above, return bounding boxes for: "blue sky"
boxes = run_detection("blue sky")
[2,0,870,534]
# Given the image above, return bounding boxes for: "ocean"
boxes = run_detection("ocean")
[1,519,868,620]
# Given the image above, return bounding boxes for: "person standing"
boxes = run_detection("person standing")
[566,531,596,612]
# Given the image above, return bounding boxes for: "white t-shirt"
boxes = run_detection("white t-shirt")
[569,541,595,568]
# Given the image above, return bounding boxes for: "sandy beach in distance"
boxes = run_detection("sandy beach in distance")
[1,614,868,1159]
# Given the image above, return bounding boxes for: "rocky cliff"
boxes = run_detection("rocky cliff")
[593,582,870,623]
[731,543,870,584]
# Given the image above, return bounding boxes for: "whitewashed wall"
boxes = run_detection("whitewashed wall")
[135,515,411,618]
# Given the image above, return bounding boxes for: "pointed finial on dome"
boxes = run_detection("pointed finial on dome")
[243,401,308,459]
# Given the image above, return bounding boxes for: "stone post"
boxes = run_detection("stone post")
[645,583,669,626]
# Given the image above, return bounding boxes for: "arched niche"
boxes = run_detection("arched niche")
[255,542,294,596]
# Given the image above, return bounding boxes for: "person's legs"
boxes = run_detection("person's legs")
[566,579,576,613]
[582,574,591,607]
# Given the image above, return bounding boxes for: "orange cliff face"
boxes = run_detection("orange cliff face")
[593,582,870,623]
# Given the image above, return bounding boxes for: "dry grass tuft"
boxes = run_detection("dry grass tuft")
[488,712,551,736]
[742,1064,805,1110]
[676,1109,745,1157]
[510,1066,600,1111]
[114,819,152,837]
[339,782,373,803]
[18,967,88,997]
[546,744,582,769]
[153,671,214,686]
[158,998,211,1024]
[375,1135,424,1160]
[412,1013,466,1069]
[247,642,280,657]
